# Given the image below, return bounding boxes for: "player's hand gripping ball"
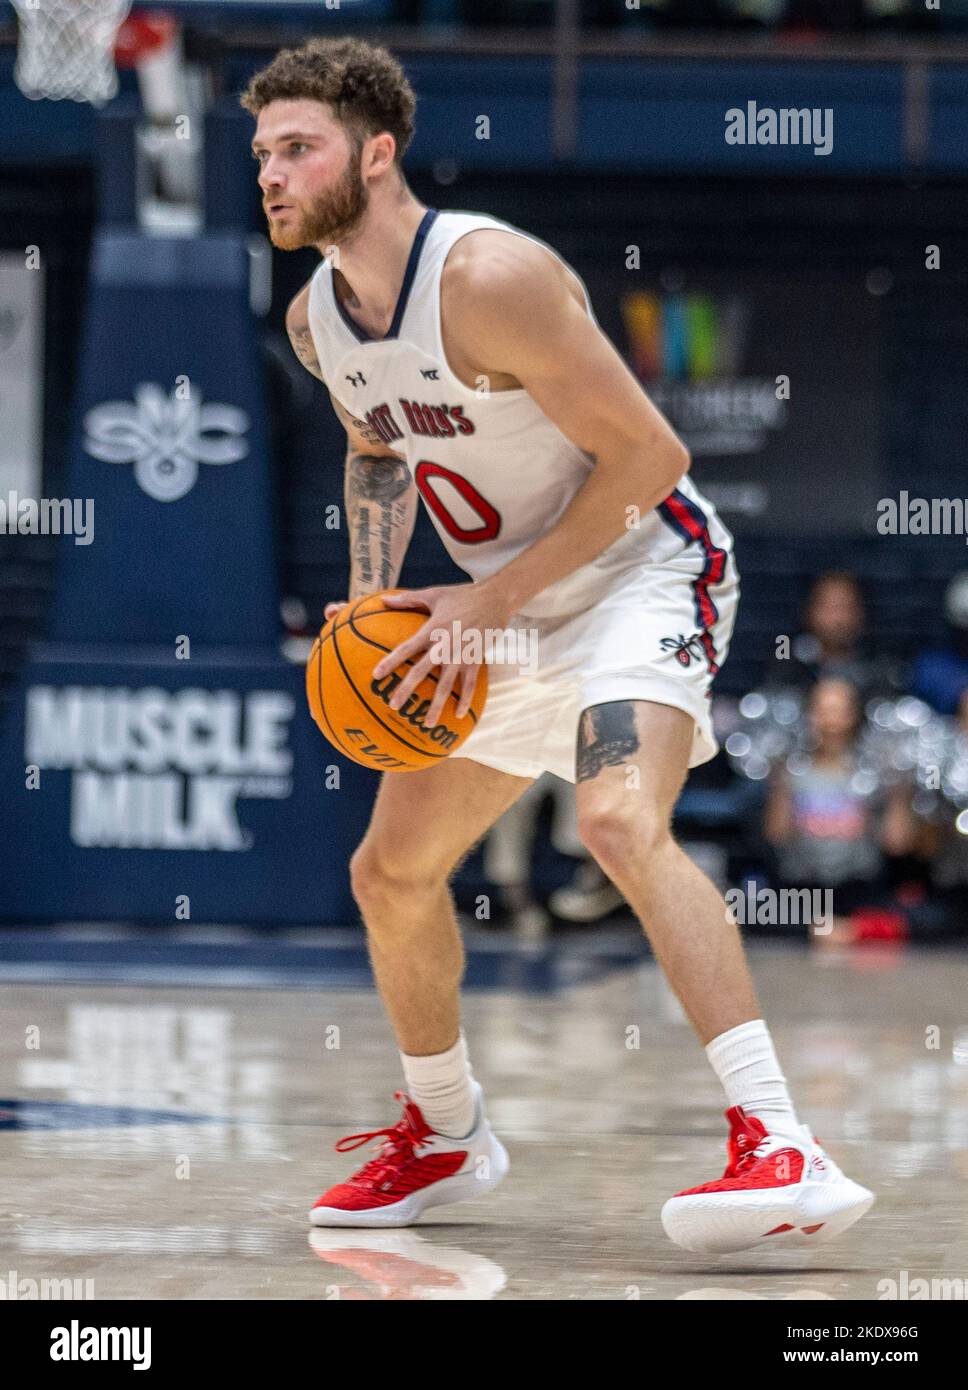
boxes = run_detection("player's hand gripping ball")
[306,590,489,771]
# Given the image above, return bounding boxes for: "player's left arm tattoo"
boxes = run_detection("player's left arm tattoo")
[345,451,416,595]
[576,702,640,781]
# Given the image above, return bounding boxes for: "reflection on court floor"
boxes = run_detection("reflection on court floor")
[1,947,967,1300]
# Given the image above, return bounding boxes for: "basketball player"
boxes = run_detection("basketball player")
[243,38,873,1253]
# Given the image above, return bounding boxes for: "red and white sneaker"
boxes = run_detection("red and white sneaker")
[309,1083,509,1228]
[661,1106,875,1254]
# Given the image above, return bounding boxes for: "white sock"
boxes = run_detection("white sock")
[400,1030,477,1139]
[705,1019,801,1137]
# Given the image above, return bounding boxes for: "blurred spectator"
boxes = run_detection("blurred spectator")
[763,677,916,942]
[911,571,968,716]
[765,570,903,698]
[907,686,968,937]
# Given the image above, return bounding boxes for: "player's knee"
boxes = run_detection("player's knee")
[349,841,407,908]
[577,799,671,871]
[349,838,447,913]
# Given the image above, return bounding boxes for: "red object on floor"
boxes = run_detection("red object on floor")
[851,908,909,943]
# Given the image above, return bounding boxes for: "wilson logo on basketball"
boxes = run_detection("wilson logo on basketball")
[83,383,250,502]
[306,591,488,772]
[371,672,460,748]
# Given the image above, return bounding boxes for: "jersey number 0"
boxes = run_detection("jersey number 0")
[414,460,502,543]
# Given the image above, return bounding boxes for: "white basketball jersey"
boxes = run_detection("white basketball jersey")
[307,208,734,620]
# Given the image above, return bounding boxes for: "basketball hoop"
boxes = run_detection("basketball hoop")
[117,8,199,219]
[11,0,133,107]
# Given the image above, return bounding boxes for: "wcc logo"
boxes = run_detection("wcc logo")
[83,382,250,502]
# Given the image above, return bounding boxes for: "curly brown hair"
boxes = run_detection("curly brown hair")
[239,36,416,166]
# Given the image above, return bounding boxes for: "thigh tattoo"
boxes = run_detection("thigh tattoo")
[576,702,640,782]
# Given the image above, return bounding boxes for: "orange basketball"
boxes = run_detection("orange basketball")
[306,589,488,772]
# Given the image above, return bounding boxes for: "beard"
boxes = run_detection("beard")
[265,153,368,252]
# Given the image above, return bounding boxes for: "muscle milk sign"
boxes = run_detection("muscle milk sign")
[25,686,294,850]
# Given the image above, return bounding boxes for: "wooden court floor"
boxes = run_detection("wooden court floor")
[1,946,966,1300]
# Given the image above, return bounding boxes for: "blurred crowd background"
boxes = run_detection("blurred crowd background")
[454,569,968,942]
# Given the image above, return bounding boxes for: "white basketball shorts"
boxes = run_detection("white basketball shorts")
[450,547,740,784]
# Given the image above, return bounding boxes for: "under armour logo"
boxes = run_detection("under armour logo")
[346,372,367,387]
[420,368,440,380]
[84,383,249,503]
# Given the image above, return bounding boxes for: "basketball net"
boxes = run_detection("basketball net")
[11,0,133,107]
[13,1,200,227]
